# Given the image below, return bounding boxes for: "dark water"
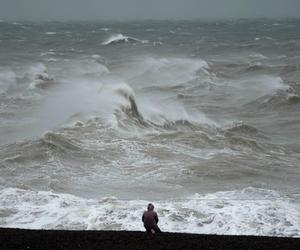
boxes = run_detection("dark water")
[0,19,299,236]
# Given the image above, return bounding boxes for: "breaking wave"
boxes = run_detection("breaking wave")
[243,85,300,111]
[97,81,214,133]
[1,20,300,240]
[102,34,148,45]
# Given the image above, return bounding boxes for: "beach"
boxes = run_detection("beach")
[1,228,300,250]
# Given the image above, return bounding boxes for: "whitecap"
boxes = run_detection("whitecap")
[233,75,289,99]
[248,53,268,60]
[29,73,55,89]
[45,32,56,35]
[45,58,58,62]
[100,28,112,32]
[24,63,55,89]
[254,37,273,41]
[40,51,56,57]
[102,34,148,45]
[91,54,102,59]
[153,41,163,46]
[21,25,32,30]
[137,57,210,86]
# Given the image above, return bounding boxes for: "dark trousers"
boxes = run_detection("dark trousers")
[144,225,161,233]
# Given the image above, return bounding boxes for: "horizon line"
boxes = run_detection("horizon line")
[1,16,300,23]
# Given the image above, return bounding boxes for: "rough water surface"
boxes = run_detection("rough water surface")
[0,19,299,237]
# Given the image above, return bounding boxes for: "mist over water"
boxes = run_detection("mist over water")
[0,19,300,236]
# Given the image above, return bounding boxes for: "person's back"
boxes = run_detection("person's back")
[142,203,161,233]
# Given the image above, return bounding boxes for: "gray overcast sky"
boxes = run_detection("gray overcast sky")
[0,0,300,21]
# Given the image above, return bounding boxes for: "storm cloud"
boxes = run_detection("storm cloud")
[0,0,299,20]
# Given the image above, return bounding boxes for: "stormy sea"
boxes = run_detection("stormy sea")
[0,19,299,237]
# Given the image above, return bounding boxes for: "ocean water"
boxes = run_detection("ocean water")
[0,19,299,237]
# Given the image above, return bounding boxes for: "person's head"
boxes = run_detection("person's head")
[147,203,154,211]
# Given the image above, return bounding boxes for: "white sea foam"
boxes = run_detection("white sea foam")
[225,75,289,104]
[144,57,208,75]
[21,26,32,30]
[246,75,288,94]
[248,53,268,60]
[100,28,112,32]
[102,34,148,45]
[254,37,273,41]
[95,75,215,130]
[24,63,55,89]
[40,51,56,57]
[29,75,54,89]
[153,41,163,46]
[0,187,298,237]
[45,32,56,35]
[132,57,210,86]
[45,58,58,62]
[91,54,102,59]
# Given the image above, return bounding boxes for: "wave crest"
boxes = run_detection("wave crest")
[102,34,148,45]
[42,132,82,152]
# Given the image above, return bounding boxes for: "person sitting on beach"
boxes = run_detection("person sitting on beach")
[142,203,161,233]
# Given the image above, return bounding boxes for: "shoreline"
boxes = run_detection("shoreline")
[0,228,299,250]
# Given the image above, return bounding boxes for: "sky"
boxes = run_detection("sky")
[0,0,299,21]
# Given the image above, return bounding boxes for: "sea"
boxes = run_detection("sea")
[0,19,299,237]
